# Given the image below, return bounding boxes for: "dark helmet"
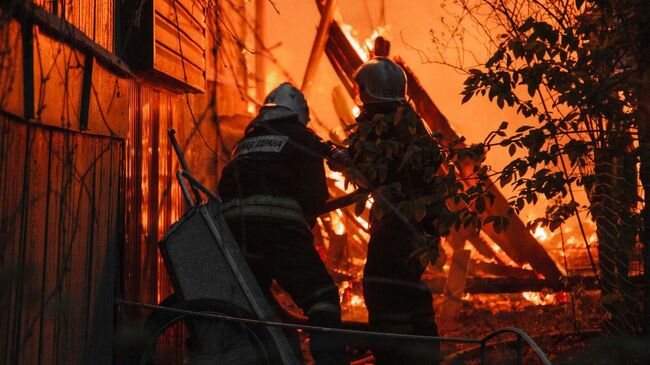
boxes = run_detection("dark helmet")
[259,82,310,125]
[353,57,407,105]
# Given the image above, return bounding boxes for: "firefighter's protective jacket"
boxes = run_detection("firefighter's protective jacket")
[218,115,330,226]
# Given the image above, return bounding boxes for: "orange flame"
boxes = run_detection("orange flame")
[521,291,557,306]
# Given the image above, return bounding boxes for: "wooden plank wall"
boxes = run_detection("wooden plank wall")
[154,0,206,91]
[0,117,123,365]
[33,0,115,52]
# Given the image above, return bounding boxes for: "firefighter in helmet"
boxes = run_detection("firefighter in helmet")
[350,57,444,365]
[218,82,348,365]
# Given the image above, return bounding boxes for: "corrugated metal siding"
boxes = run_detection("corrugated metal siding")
[0,117,123,365]
[123,82,184,307]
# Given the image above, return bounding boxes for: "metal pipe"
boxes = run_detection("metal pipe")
[480,327,552,365]
[115,299,478,344]
[516,334,523,364]
[176,170,194,208]
[480,342,488,365]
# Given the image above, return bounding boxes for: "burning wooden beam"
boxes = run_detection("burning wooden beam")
[397,58,562,282]
[468,261,538,279]
[302,0,338,96]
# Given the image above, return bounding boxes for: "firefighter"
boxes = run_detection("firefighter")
[350,57,443,365]
[218,82,349,365]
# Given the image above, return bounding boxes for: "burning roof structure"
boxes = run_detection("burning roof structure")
[309,0,561,281]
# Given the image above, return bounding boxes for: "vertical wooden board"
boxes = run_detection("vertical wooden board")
[88,64,129,138]
[39,130,65,365]
[0,21,24,118]
[94,0,114,51]
[50,133,75,364]
[69,0,93,40]
[85,138,115,363]
[58,134,85,365]
[63,0,78,30]
[17,126,51,365]
[33,0,54,12]
[76,135,98,363]
[0,119,27,364]
[77,136,97,361]
[33,29,85,129]
[205,5,218,82]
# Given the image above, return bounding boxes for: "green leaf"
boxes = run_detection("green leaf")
[509,143,516,156]
[475,196,486,213]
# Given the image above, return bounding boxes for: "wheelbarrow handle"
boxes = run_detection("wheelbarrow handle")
[169,129,202,204]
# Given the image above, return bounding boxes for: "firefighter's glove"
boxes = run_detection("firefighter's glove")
[325,142,351,172]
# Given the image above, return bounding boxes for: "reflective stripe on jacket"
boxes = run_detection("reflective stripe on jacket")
[221,195,307,225]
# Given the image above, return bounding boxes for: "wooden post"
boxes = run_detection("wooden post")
[301,0,337,96]
[254,0,266,101]
[439,249,471,325]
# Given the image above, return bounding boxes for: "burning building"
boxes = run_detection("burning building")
[0,0,616,364]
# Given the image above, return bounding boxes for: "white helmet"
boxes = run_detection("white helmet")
[258,82,310,125]
[353,57,407,104]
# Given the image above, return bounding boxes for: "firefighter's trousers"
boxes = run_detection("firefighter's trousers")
[363,217,440,365]
[227,218,348,365]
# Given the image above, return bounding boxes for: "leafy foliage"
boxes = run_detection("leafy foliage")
[432,0,650,338]
[342,104,490,264]
[432,0,647,234]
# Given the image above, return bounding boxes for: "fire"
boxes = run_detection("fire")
[365,26,391,53]
[339,23,392,62]
[355,215,370,230]
[350,294,364,307]
[522,291,558,306]
[329,171,356,193]
[533,225,549,241]
[340,23,369,61]
[332,209,346,235]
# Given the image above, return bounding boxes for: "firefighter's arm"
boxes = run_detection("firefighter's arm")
[296,134,331,226]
